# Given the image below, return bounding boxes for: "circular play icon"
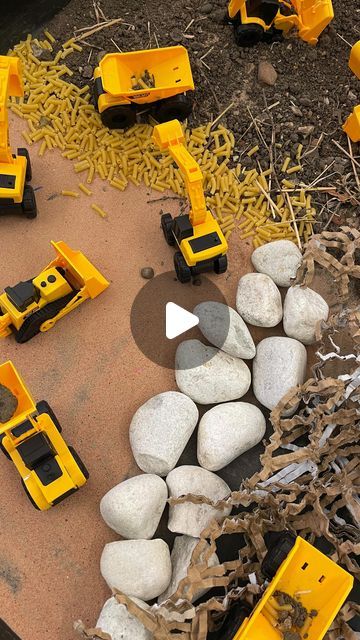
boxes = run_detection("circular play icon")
[130,271,230,370]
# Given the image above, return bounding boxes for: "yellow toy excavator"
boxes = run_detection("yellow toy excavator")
[152,120,228,283]
[0,55,37,218]
[343,41,360,142]
[227,0,334,47]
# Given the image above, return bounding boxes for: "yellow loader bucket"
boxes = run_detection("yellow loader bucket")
[49,241,110,299]
[291,0,334,44]
[349,41,360,79]
[0,361,36,433]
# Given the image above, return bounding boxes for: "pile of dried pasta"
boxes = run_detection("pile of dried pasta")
[8,33,315,246]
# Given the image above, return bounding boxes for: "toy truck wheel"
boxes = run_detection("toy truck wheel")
[174,251,192,283]
[21,479,40,510]
[100,105,136,130]
[68,446,89,479]
[36,401,62,433]
[0,434,11,460]
[214,254,228,274]
[161,213,175,246]
[18,148,32,181]
[153,94,193,123]
[234,23,264,46]
[21,184,37,219]
[262,531,296,579]
[14,291,75,343]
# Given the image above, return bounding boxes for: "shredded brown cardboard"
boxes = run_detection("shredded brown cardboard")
[77,229,360,640]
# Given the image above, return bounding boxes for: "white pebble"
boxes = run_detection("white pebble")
[236,273,283,327]
[96,597,152,640]
[194,301,256,359]
[283,286,329,344]
[251,240,302,287]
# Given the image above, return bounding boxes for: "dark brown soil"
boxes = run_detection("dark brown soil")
[35,0,360,231]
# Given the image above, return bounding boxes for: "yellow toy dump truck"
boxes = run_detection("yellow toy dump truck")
[215,533,353,640]
[227,0,334,47]
[94,46,194,129]
[0,240,109,343]
[0,361,88,510]
[152,119,228,283]
[0,55,37,218]
[343,41,360,142]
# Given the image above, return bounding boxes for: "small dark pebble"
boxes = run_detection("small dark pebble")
[141,267,155,279]
[82,65,93,79]
[192,277,202,286]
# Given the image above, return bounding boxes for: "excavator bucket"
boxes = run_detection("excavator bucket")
[49,241,110,299]
[290,0,334,45]
[0,55,23,97]
[152,119,185,149]
[349,40,360,79]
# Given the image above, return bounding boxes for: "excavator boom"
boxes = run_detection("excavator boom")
[152,120,207,226]
[0,56,23,165]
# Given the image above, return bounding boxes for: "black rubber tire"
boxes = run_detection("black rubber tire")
[13,291,76,344]
[0,434,11,460]
[161,213,175,246]
[21,479,40,510]
[234,23,264,47]
[214,254,228,274]
[209,602,252,639]
[153,93,193,123]
[100,105,136,130]
[21,184,37,219]
[68,445,90,480]
[262,531,296,579]
[174,251,192,283]
[36,401,62,433]
[18,147,32,181]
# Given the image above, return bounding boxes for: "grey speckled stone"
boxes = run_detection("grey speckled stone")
[166,465,231,537]
[100,539,172,601]
[129,392,198,476]
[100,474,168,539]
[236,273,283,327]
[197,402,266,471]
[175,340,251,405]
[253,337,307,410]
[96,596,152,640]
[283,286,329,345]
[193,301,256,359]
[251,240,302,287]
[0,383,18,423]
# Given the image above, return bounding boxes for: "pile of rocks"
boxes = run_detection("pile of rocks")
[95,240,329,640]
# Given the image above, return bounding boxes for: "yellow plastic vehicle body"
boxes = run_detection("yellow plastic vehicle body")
[0,241,109,341]
[228,0,334,45]
[0,361,88,510]
[94,46,194,111]
[343,41,360,142]
[152,119,228,268]
[234,537,354,640]
[0,55,26,202]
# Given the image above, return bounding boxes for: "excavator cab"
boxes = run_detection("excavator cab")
[152,120,228,283]
[0,55,37,218]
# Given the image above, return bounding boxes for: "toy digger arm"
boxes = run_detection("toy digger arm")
[228,0,245,19]
[0,56,23,165]
[152,120,207,226]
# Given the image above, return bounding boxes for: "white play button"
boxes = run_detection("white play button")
[166,302,199,340]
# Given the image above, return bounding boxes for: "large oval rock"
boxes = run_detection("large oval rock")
[166,465,231,537]
[100,474,168,539]
[283,286,329,345]
[158,535,219,604]
[129,392,198,476]
[193,301,256,359]
[253,337,307,410]
[197,402,266,471]
[236,273,282,327]
[100,539,172,601]
[96,596,152,640]
[251,240,302,287]
[175,340,251,405]
[0,383,18,423]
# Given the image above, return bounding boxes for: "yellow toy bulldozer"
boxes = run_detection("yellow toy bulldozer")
[227,0,334,47]
[0,55,37,218]
[0,360,88,510]
[152,119,228,283]
[94,46,194,129]
[212,532,353,640]
[343,41,360,142]
[0,240,109,343]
